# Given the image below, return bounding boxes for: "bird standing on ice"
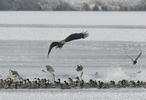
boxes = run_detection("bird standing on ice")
[48,31,88,56]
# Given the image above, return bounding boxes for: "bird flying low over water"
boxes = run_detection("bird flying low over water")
[42,65,55,73]
[9,69,20,76]
[48,31,88,56]
[42,65,55,82]
[127,51,142,64]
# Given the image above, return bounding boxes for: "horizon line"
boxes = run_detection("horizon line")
[0,24,146,29]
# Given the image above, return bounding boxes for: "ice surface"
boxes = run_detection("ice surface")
[0,40,145,82]
[1,89,146,100]
[0,12,146,41]
[0,12,145,25]
[0,12,146,99]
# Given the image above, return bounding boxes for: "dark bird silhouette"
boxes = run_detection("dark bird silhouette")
[48,31,88,56]
[127,51,142,64]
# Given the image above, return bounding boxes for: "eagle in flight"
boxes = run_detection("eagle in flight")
[48,31,88,56]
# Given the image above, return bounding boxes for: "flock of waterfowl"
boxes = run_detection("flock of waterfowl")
[1,76,146,89]
[0,31,143,89]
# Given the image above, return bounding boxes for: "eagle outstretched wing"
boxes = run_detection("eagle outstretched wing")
[64,32,88,42]
[47,31,88,56]
[48,42,60,55]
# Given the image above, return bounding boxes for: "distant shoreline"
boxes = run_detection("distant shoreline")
[0,0,146,11]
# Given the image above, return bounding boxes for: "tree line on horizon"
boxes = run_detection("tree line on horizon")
[0,0,146,11]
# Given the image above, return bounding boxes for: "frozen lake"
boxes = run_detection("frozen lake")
[0,40,145,82]
[0,11,146,41]
[0,11,146,99]
[1,89,146,100]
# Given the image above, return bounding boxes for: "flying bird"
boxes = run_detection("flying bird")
[126,51,142,64]
[42,65,55,82]
[76,65,83,72]
[46,65,55,73]
[9,69,23,80]
[42,65,55,73]
[75,65,84,80]
[9,69,20,76]
[48,31,88,56]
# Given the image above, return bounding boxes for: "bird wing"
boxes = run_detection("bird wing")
[135,51,142,61]
[11,70,20,76]
[64,32,88,42]
[126,54,134,62]
[124,50,134,62]
[42,69,46,73]
[48,42,59,56]
[46,65,55,72]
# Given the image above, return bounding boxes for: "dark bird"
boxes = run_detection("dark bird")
[127,51,142,64]
[48,31,88,56]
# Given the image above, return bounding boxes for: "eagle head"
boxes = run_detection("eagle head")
[57,40,66,48]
